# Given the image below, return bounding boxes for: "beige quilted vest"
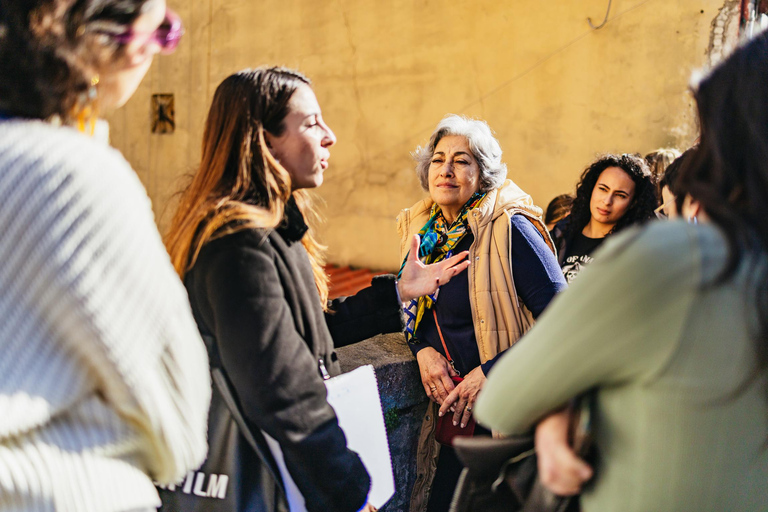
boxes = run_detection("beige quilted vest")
[396,180,555,363]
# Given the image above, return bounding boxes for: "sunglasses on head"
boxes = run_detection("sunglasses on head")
[103,8,184,55]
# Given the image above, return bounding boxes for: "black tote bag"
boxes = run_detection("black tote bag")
[157,336,289,512]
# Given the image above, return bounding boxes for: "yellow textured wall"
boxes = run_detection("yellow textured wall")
[107,0,736,271]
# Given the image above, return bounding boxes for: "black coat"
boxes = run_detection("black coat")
[185,202,404,512]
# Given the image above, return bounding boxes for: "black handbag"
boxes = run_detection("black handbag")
[448,396,594,512]
[156,335,289,512]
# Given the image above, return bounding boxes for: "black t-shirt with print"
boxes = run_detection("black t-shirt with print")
[560,233,605,283]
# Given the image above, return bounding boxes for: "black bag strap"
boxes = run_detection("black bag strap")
[202,334,287,493]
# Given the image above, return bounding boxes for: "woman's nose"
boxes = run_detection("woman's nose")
[321,124,336,148]
[440,163,454,176]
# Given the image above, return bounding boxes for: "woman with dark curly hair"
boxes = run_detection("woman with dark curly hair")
[164,69,472,512]
[0,1,210,511]
[551,154,656,282]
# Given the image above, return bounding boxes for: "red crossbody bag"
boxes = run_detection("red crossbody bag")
[432,309,477,446]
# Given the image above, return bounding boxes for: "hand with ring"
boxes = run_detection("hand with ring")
[416,346,458,405]
[439,365,486,428]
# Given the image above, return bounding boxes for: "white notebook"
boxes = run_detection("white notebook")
[263,364,395,511]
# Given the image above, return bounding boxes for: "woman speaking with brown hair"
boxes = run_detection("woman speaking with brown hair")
[165,67,470,512]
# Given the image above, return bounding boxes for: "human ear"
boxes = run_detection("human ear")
[260,132,283,165]
[263,130,274,149]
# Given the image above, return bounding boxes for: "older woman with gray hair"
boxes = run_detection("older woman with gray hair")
[397,114,567,512]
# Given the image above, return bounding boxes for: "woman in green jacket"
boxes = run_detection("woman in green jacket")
[476,31,768,512]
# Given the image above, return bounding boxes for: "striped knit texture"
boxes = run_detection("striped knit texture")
[0,120,211,512]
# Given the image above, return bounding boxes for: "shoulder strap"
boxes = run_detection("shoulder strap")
[202,334,286,492]
[432,309,459,375]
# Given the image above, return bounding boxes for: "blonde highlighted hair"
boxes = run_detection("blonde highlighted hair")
[164,67,329,306]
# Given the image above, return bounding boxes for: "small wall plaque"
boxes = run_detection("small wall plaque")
[151,93,175,134]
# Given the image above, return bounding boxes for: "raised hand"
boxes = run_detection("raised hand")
[397,234,470,302]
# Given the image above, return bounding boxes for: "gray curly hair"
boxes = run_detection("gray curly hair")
[413,114,507,192]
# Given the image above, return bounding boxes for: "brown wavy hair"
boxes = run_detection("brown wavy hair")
[164,67,330,307]
[545,193,574,227]
[645,147,681,198]
[0,0,157,121]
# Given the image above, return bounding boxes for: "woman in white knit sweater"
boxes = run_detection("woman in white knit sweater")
[0,1,210,511]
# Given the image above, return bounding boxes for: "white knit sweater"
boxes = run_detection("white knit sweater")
[0,119,211,511]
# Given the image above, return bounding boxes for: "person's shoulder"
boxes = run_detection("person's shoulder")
[398,197,432,221]
[200,228,272,260]
[508,212,538,229]
[507,212,545,240]
[595,221,727,279]
[191,228,276,287]
[0,120,139,195]
[0,120,158,234]
[0,119,127,165]
[608,220,716,252]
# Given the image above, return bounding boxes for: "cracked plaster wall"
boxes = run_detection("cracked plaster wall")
[107,0,738,270]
